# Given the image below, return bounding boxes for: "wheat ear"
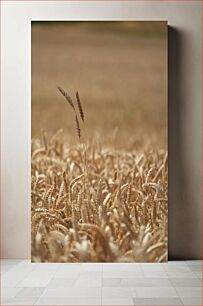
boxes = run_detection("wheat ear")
[76,91,84,122]
[75,114,81,140]
[57,86,75,109]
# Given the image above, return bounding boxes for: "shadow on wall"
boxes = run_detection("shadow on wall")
[168,26,201,260]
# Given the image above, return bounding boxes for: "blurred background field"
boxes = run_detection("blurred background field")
[31,21,167,150]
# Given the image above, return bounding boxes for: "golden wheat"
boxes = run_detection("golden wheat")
[31,89,167,262]
[31,134,167,262]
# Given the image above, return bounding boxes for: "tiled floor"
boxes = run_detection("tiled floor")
[1,260,202,305]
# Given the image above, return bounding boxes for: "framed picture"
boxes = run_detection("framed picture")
[31,20,168,262]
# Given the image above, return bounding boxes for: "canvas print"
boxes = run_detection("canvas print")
[31,21,168,262]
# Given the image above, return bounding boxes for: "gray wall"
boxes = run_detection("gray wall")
[2,1,202,259]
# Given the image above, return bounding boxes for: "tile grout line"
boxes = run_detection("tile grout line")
[33,263,61,305]
[164,260,200,306]
[138,261,190,305]
[101,263,103,306]
[3,260,37,289]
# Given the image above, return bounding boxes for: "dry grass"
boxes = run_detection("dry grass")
[31,89,168,263]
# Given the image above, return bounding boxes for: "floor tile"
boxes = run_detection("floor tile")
[164,265,192,272]
[141,264,166,272]
[102,278,122,287]
[103,263,142,271]
[41,287,101,298]
[47,277,76,288]
[2,264,35,286]
[79,271,102,278]
[122,277,172,287]
[186,260,202,266]
[75,277,102,287]
[102,286,132,298]
[54,270,80,278]
[81,263,102,272]
[175,287,202,298]
[194,271,202,279]
[3,297,38,305]
[133,297,183,305]
[180,296,202,305]
[165,261,187,266]
[57,264,82,271]
[1,259,23,265]
[103,270,144,278]
[170,278,202,287]
[15,287,45,298]
[35,297,102,305]
[1,299,10,305]
[189,265,202,272]
[2,287,22,299]
[2,265,15,274]
[134,287,178,298]
[102,297,134,305]
[142,271,168,278]
[33,263,60,271]
[17,275,55,287]
[166,271,197,278]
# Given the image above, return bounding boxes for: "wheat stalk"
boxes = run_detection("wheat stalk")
[76,91,84,123]
[57,86,75,109]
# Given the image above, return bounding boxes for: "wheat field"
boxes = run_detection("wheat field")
[31,22,168,262]
[31,88,168,263]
